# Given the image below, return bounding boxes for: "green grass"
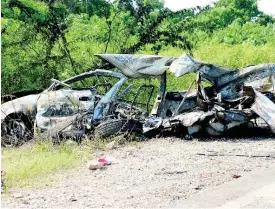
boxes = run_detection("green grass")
[158,43,275,69]
[194,43,275,69]
[1,140,92,190]
[1,137,139,191]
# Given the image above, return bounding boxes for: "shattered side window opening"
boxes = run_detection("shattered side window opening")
[53,75,120,96]
[118,77,160,112]
[166,72,212,92]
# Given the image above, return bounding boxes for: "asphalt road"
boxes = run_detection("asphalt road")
[174,166,275,208]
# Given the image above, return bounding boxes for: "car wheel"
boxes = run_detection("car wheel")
[2,118,28,147]
[95,119,142,138]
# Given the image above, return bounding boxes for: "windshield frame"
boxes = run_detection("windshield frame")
[45,69,127,92]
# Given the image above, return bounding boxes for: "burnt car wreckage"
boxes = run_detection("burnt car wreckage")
[1,69,151,146]
[96,54,275,138]
[1,54,275,146]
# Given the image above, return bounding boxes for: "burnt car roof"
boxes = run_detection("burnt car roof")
[61,69,127,84]
[96,54,176,78]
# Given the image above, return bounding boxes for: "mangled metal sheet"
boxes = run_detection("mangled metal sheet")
[170,54,231,78]
[98,53,275,99]
[170,54,275,100]
[218,64,275,99]
[96,54,176,78]
[1,94,39,121]
[95,53,275,137]
[142,54,275,137]
[172,111,214,127]
[251,90,275,132]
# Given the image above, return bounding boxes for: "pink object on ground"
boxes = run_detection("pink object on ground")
[98,158,112,166]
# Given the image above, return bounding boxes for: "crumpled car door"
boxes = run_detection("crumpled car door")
[35,89,93,131]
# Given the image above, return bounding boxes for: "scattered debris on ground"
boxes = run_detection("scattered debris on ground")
[87,157,113,170]
[232,174,241,179]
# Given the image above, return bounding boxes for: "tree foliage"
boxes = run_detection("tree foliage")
[1,0,275,94]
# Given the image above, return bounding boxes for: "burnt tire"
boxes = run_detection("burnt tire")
[1,114,32,147]
[95,119,142,138]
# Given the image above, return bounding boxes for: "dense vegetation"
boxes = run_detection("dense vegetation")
[2,0,275,94]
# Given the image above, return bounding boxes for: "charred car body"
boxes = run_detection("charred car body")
[97,54,275,138]
[1,54,275,146]
[1,69,153,146]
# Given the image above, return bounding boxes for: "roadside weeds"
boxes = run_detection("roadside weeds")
[1,134,142,191]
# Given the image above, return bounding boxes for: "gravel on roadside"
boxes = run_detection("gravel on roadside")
[2,138,275,208]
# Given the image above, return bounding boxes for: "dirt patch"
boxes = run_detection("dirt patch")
[2,138,275,208]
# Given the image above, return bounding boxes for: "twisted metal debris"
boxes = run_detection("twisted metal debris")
[98,53,275,138]
[1,54,275,146]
